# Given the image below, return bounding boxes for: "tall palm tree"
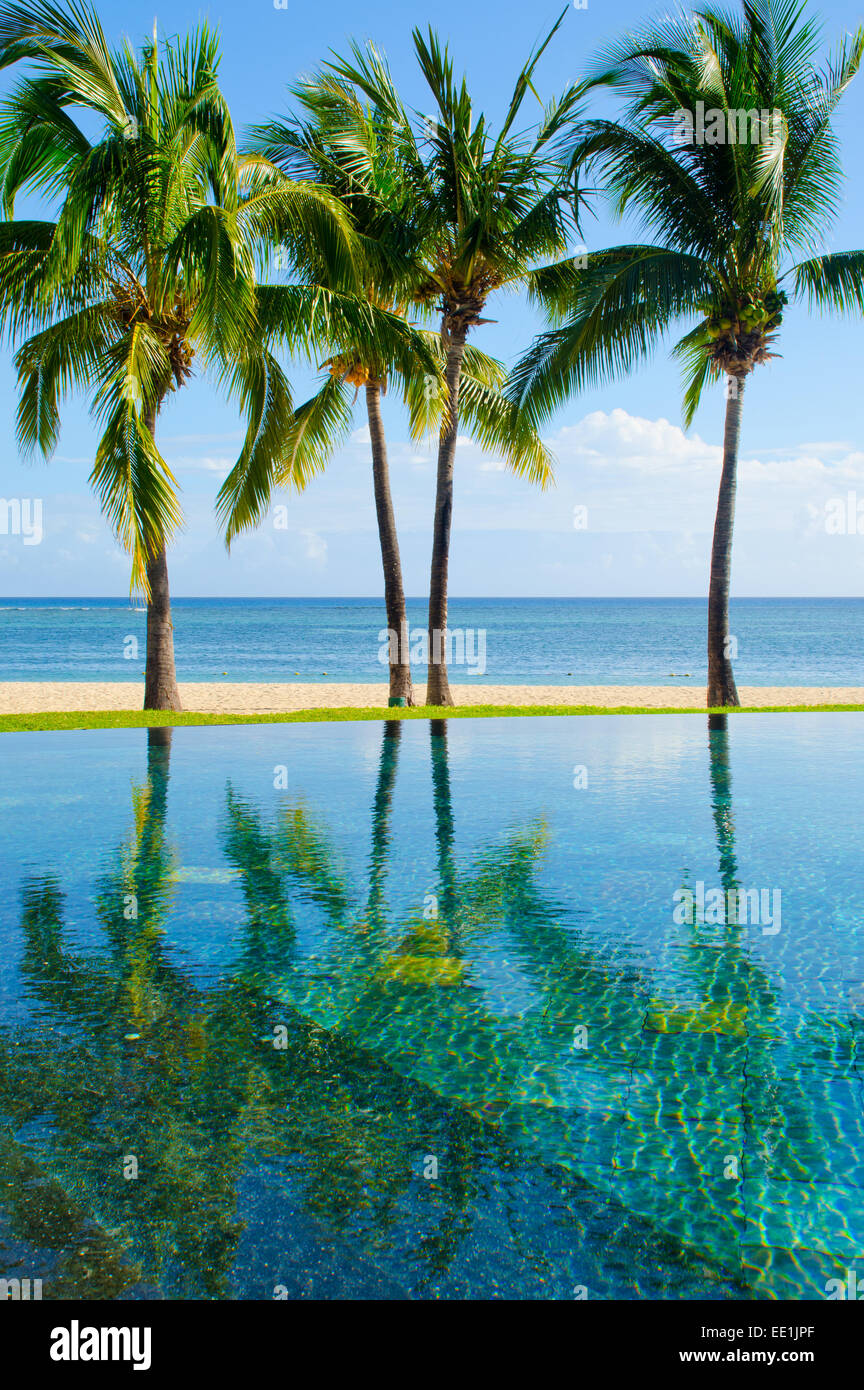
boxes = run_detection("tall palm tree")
[225,76,432,705]
[510,0,864,707]
[0,1,373,709]
[221,71,552,706]
[329,21,581,704]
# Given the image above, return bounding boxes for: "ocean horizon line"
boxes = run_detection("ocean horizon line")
[3,595,864,604]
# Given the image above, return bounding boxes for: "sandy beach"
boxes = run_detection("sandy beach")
[0,681,861,714]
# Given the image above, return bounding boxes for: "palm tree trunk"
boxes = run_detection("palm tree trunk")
[142,407,181,713]
[144,541,181,711]
[426,325,468,707]
[365,383,413,705]
[707,377,743,708]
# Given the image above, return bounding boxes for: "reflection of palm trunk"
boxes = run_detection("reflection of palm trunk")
[20,878,67,983]
[430,720,457,946]
[133,726,173,932]
[698,714,748,1014]
[703,717,777,1024]
[222,791,298,974]
[366,721,402,925]
[145,726,172,819]
[705,716,794,1235]
[707,714,738,893]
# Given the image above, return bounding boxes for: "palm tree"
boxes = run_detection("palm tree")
[0,0,364,709]
[221,71,553,706]
[225,76,431,705]
[329,21,581,704]
[510,0,864,707]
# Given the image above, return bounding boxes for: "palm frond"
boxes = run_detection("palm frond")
[458,374,555,488]
[786,249,864,313]
[510,246,718,423]
[215,349,296,544]
[14,300,117,452]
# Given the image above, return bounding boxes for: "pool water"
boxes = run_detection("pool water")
[0,714,862,1300]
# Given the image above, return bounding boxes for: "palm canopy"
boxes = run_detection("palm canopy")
[323,13,585,335]
[217,69,554,542]
[0,0,431,590]
[510,0,864,426]
[318,17,583,707]
[248,64,424,319]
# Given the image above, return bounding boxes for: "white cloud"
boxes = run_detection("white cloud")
[9,405,864,598]
[301,529,327,564]
[550,408,719,474]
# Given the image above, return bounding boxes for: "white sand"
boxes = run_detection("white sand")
[0,681,861,713]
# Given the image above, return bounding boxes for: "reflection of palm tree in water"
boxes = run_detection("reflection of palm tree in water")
[221,721,558,1280]
[6,720,799,1297]
[651,715,771,1034]
[189,724,536,1284]
[365,721,402,931]
[4,734,350,1292]
[5,727,522,1296]
[221,720,491,1278]
[704,718,840,1159]
[708,712,738,889]
[689,716,772,1008]
[337,721,751,1286]
[639,716,855,1285]
[361,720,464,983]
[2,728,254,1297]
[188,722,862,1288]
[258,720,657,1107]
[171,723,767,1285]
[430,720,457,945]
[360,717,842,1287]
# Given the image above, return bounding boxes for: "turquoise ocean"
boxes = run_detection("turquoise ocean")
[1,596,863,684]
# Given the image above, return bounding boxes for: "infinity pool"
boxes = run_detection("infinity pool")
[0,714,862,1299]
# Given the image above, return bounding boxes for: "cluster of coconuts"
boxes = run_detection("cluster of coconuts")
[705,289,787,341]
[329,358,371,387]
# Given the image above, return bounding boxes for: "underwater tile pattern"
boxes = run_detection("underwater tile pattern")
[0,713,862,1299]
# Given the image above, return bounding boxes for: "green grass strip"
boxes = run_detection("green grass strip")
[1,703,863,732]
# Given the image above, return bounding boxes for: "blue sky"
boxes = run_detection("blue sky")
[1,0,864,597]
